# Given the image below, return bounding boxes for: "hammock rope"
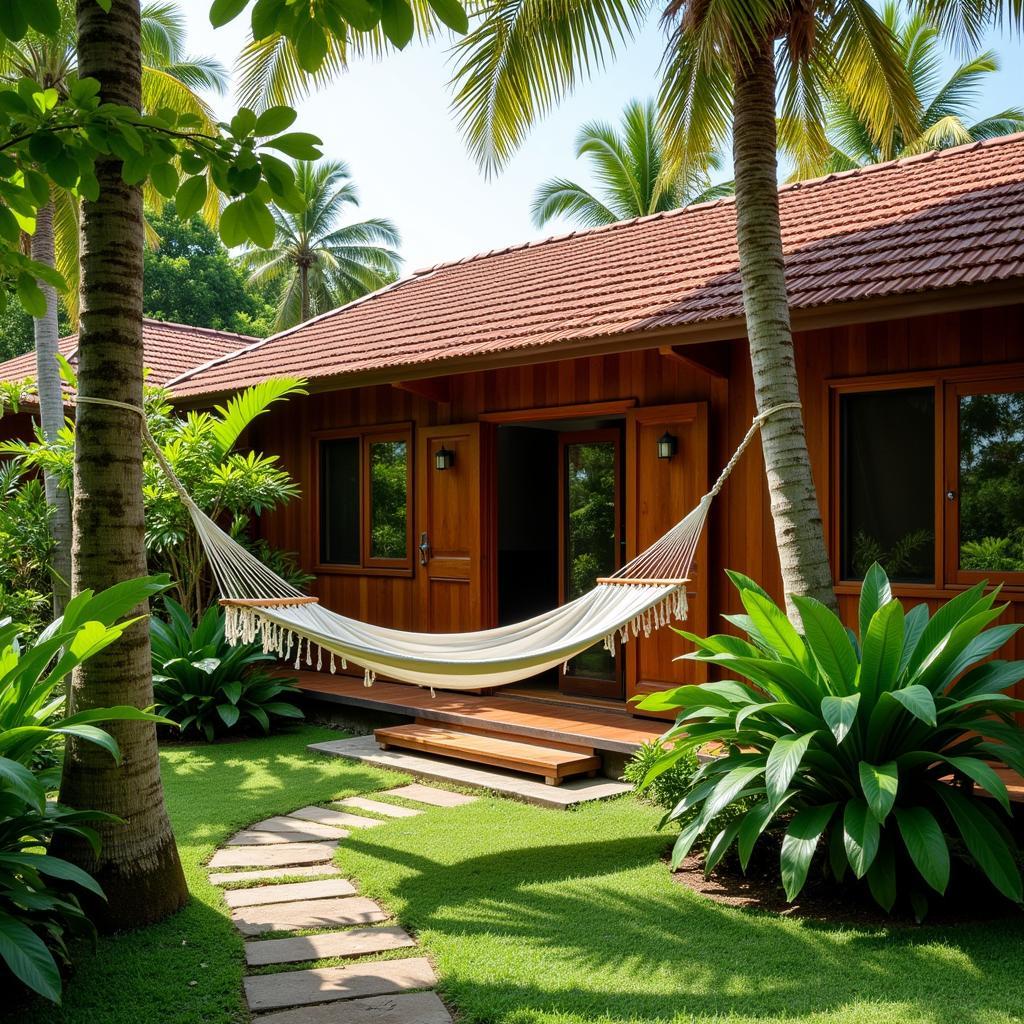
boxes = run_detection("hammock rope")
[74,393,800,691]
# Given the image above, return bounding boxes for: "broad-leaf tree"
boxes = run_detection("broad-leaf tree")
[786,1,1024,180]
[241,159,401,329]
[532,97,732,228]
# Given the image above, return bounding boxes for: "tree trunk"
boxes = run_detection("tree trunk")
[54,0,188,929]
[731,40,837,616]
[31,201,73,616]
[300,263,310,322]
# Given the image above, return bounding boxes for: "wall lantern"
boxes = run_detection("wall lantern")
[435,446,455,471]
[656,432,678,460]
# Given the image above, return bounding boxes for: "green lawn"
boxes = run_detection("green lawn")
[7,726,1024,1024]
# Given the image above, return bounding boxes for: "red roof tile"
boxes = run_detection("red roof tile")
[169,135,1024,399]
[0,319,256,398]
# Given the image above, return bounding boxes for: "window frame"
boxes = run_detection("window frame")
[311,422,414,577]
[827,363,1024,597]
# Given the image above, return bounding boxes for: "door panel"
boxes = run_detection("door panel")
[625,403,709,711]
[416,423,488,632]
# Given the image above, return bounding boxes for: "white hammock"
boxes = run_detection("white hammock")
[78,396,798,692]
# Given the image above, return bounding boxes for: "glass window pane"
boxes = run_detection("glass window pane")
[565,440,617,680]
[369,440,408,560]
[320,437,360,565]
[958,389,1024,573]
[840,388,935,582]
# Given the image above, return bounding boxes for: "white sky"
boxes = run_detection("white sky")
[179,1,1024,274]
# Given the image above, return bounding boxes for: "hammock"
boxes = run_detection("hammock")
[77,396,798,691]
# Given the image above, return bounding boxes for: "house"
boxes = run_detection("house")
[4,136,1023,790]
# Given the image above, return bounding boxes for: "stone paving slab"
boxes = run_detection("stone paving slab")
[290,804,386,829]
[224,878,356,908]
[244,925,416,966]
[311,736,630,808]
[336,796,422,818]
[250,816,348,840]
[208,864,343,885]
[227,830,301,846]
[232,895,388,936]
[209,842,338,869]
[381,783,477,807]
[243,956,437,1012]
[253,991,452,1024]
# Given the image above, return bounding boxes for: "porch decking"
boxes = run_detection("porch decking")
[291,672,664,755]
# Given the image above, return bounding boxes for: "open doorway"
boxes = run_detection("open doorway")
[496,417,625,703]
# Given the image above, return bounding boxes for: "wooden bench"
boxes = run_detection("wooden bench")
[373,723,601,785]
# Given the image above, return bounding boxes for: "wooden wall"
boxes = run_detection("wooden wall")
[249,302,1024,702]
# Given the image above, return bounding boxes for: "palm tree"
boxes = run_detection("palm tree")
[786,1,1024,179]
[1,0,227,613]
[531,98,733,228]
[52,0,188,928]
[445,0,935,614]
[241,160,402,330]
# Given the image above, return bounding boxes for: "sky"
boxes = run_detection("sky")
[179,2,1024,274]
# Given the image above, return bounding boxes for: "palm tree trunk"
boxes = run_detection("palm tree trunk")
[30,201,73,615]
[54,0,188,929]
[300,264,310,322]
[731,39,837,616]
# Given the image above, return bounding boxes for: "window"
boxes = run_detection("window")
[833,370,1024,588]
[316,427,412,573]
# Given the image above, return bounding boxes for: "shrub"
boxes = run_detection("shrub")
[151,598,303,741]
[0,576,172,1002]
[0,464,54,635]
[638,565,1024,917]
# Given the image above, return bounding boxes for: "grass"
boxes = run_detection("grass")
[7,726,1024,1024]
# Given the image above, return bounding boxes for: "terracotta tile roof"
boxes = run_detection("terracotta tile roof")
[0,318,257,399]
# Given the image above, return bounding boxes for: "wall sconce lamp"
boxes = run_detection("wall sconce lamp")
[656,432,678,460]
[434,446,455,471]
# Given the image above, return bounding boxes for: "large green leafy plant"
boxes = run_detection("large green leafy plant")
[0,575,171,1002]
[639,565,1024,916]
[151,597,302,741]
[0,462,53,633]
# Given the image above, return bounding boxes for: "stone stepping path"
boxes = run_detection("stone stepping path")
[245,926,416,967]
[207,782,478,1021]
[224,878,356,909]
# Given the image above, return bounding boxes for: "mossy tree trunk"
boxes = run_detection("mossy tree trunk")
[731,39,838,616]
[54,0,188,929]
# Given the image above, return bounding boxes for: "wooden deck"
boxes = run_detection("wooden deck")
[292,672,664,755]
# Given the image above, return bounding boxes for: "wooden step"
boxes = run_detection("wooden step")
[374,724,601,785]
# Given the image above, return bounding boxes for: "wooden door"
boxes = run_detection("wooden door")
[416,423,491,632]
[558,429,624,699]
[625,403,709,710]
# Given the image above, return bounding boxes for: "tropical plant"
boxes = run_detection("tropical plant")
[638,565,1024,917]
[241,160,402,330]
[0,0,229,617]
[0,575,173,1001]
[1,375,308,622]
[151,598,303,741]
[624,739,700,816]
[0,462,54,634]
[532,98,732,229]
[785,1,1024,179]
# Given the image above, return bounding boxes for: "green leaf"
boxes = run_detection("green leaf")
[941,756,1012,814]
[334,0,385,30]
[26,0,60,35]
[426,0,468,32]
[0,2,28,42]
[239,195,276,248]
[858,563,892,643]
[210,0,248,27]
[780,803,836,901]
[821,693,860,745]
[219,200,247,247]
[175,176,208,221]
[866,835,897,912]
[933,784,1022,902]
[859,760,898,822]
[265,132,323,161]
[702,763,765,821]
[16,273,46,318]
[894,805,949,894]
[0,910,61,1003]
[793,594,858,694]
[53,724,120,763]
[703,818,744,875]
[221,681,242,705]
[217,703,240,728]
[150,161,179,199]
[858,599,904,709]
[0,756,45,811]
[765,732,815,807]
[294,19,328,72]
[741,591,811,672]
[381,0,415,47]
[890,685,936,726]
[842,798,880,878]
[254,106,297,137]
[736,798,786,870]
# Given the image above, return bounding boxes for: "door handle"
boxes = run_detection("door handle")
[419,531,430,566]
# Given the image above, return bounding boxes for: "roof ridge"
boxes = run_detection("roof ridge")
[140,317,259,343]
[408,132,1024,278]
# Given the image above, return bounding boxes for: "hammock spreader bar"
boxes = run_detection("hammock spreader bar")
[74,393,801,691]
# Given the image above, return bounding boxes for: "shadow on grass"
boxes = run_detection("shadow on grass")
[340,806,1024,1024]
